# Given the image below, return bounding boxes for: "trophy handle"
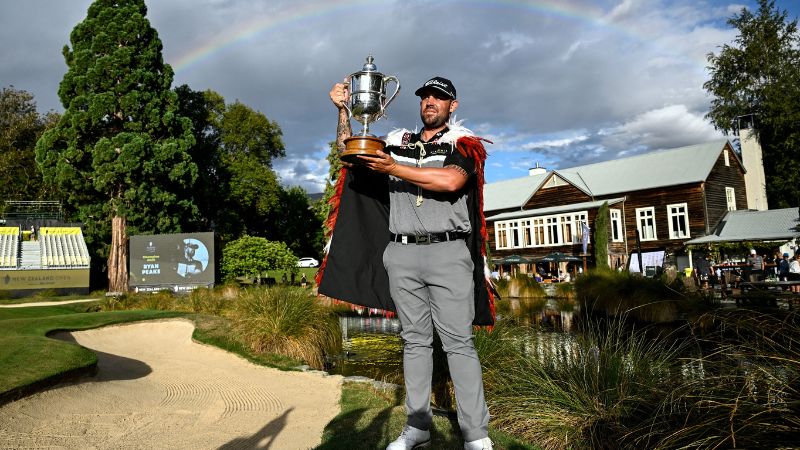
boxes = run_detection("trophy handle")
[381,75,400,116]
[341,73,356,119]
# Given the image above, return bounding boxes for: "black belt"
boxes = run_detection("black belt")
[390,231,469,245]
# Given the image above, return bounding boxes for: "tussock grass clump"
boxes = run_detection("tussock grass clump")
[231,286,341,369]
[636,309,800,449]
[185,286,235,316]
[485,317,684,450]
[495,273,546,299]
[101,290,177,311]
[575,269,690,322]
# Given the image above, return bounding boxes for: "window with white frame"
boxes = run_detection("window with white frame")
[667,203,690,239]
[724,149,730,166]
[493,211,589,249]
[508,221,521,248]
[725,187,736,211]
[522,219,533,247]
[495,223,509,249]
[610,209,623,242]
[532,218,545,246]
[546,217,559,245]
[636,207,657,241]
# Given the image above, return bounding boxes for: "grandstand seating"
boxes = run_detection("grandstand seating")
[39,227,90,268]
[0,227,20,268]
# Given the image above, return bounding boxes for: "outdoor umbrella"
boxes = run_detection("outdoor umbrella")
[535,252,582,262]
[497,254,535,264]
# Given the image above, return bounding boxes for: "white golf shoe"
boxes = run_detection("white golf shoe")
[386,425,431,450]
[464,436,493,450]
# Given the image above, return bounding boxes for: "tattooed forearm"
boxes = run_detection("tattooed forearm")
[445,164,469,177]
[336,109,352,154]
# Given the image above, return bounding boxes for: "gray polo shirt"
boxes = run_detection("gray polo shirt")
[386,129,475,235]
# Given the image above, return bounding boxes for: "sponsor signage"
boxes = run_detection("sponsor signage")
[0,269,89,290]
[129,232,215,290]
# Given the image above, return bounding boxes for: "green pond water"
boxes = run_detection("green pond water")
[329,298,577,381]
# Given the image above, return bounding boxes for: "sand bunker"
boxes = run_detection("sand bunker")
[0,319,342,449]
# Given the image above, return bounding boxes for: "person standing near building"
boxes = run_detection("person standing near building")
[747,249,764,282]
[778,252,791,281]
[321,76,495,450]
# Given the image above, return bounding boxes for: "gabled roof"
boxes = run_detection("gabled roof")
[685,208,800,244]
[483,172,548,212]
[486,197,626,221]
[485,139,738,212]
[557,139,735,196]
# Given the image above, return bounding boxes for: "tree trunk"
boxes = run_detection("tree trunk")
[107,215,129,292]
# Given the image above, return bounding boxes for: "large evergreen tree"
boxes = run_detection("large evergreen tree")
[704,0,800,207]
[36,0,197,292]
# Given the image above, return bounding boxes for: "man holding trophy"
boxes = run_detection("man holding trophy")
[319,57,495,450]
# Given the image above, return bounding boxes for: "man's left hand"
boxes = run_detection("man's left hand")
[358,150,397,175]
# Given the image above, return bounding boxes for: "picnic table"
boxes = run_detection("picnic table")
[737,280,800,309]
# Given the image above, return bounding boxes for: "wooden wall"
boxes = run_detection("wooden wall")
[704,144,748,233]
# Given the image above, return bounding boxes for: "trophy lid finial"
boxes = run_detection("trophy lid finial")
[363,55,377,71]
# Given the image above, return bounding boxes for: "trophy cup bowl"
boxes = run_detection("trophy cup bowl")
[341,55,400,164]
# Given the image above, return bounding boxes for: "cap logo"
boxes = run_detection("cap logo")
[425,79,448,89]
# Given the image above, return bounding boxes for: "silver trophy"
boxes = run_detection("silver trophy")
[341,55,400,163]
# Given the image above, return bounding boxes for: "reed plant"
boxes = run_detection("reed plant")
[493,272,546,299]
[631,309,800,449]
[230,285,341,369]
[484,315,685,450]
[575,269,690,322]
[184,285,236,316]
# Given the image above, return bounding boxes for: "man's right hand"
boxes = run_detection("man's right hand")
[330,80,349,109]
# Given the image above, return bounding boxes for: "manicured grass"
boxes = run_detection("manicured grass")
[0,293,102,305]
[316,382,538,450]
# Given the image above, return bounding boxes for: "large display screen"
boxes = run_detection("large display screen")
[129,232,214,291]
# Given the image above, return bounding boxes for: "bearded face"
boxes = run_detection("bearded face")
[419,90,457,129]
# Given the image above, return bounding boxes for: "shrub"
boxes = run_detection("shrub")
[499,273,546,298]
[185,286,232,316]
[486,316,685,450]
[635,309,800,449]
[221,236,298,282]
[230,285,341,369]
[575,269,691,322]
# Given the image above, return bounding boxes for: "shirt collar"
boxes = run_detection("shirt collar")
[414,126,450,144]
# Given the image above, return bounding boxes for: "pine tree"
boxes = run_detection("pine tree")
[36,0,198,292]
[704,0,800,207]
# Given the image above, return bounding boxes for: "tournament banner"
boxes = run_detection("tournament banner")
[129,232,214,291]
[0,269,90,290]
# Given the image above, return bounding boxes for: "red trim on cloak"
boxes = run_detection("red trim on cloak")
[315,166,346,287]
[455,136,497,327]
[315,167,395,318]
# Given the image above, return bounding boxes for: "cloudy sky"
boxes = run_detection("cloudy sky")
[2,0,798,194]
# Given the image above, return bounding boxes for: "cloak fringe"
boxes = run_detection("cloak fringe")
[456,136,497,327]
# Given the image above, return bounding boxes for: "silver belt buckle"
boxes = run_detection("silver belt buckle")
[416,234,430,245]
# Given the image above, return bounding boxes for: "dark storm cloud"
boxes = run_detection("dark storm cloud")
[3,0,792,193]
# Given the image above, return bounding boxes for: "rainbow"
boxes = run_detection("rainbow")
[169,0,673,74]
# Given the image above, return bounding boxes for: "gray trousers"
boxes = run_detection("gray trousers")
[383,240,490,442]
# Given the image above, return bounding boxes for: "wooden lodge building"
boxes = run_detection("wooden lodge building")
[484,138,758,272]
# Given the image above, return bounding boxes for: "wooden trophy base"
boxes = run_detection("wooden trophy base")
[341,136,385,164]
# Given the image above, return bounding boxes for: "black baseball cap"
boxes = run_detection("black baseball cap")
[414,76,457,100]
